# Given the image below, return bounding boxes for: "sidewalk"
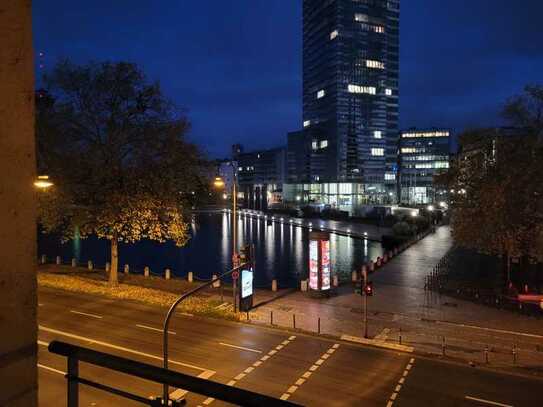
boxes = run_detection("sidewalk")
[243,226,543,374]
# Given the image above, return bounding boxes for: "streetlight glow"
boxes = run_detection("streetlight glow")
[427,205,435,212]
[213,177,225,188]
[34,175,53,189]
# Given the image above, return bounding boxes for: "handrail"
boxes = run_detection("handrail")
[49,340,301,406]
[162,262,251,404]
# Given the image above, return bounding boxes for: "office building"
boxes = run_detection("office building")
[237,146,287,211]
[286,0,400,214]
[398,129,450,205]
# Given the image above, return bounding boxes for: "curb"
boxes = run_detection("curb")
[340,334,414,353]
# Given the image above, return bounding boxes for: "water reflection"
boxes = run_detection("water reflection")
[39,212,383,287]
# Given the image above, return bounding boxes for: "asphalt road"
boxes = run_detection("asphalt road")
[38,287,543,406]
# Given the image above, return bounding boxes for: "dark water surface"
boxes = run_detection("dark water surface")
[39,212,384,287]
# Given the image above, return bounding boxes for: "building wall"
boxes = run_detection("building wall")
[399,129,451,205]
[302,0,400,198]
[0,1,38,405]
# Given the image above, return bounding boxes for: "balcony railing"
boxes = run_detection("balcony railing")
[48,340,301,407]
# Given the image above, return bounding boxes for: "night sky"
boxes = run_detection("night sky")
[33,1,543,157]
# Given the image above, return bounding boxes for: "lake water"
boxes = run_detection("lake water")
[39,212,384,288]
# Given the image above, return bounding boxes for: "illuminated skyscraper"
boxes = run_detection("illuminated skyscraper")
[287,0,400,212]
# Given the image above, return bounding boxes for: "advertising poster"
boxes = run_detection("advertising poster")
[321,240,331,290]
[309,240,319,290]
[241,268,253,299]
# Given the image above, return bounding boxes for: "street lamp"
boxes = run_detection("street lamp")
[34,175,53,189]
[427,205,435,212]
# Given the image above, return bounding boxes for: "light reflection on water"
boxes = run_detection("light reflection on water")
[39,212,383,287]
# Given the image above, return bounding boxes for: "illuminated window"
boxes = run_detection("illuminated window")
[304,120,311,128]
[385,88,392,96]
[238,167,243,171]
[320,140,328,148]
[330,30,338,40]
[354,13,369,22]
[401,148,417,153]
[312,141,318,150]
[385,173,396,181]
[402,131,450,138]
[348,84,376,95]
[317,89,325,99]
[374,131,382,139]
[366,60,385,69]
[371,148,384,156]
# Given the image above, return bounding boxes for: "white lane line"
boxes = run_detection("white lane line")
[70,310,103,319]
[244,367,254,374]
[387,358,415,406]
[227,380,236,386]
[169,389,188,400]
[219,342,261,354]
[38,363,65,375]
[438,321,543,340]
[465,396,514,407]
[253,361,262,367]
[136,324,176,335]
[279,343,339,401]
[38,303,44,307]
[38,325,214,377]
[202,397,214,405]
[37,340,49,347]
[234,373,246,381]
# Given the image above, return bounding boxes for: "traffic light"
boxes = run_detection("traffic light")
[364,281,374,296]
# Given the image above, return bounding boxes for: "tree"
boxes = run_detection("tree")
[37,61,208,284]
[443,86,543,286]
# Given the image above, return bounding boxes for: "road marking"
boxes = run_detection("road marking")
[465,396,513,407]
[180,312,194,317]
[38,363,65,375]
[38,325,214,377]
[136,324,176,335]
[169,389,188,400]
[38,303,44,307]
[279,343,339,400]
[375,328,391,341]
[70,310,103,319]
[219,342,261,353]
[387,358,415,406]
[437,321,543,339]
[204,336,297,406]
[37,340,49,347]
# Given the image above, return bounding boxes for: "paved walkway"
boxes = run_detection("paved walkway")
[245,226,543,373]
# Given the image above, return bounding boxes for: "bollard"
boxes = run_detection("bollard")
[484,345,489,364]
[399,328,402,345]
[512,345,517,364]
[246,311,250,322]
[188,271,193,283]
[56,256,61,265]
[442,336,446,356]
[165,268,171,280]
[382,254,388,264]
[105,262,110,272]
[41,254,47,264]
[212,274,220,288]
[144,266,150,277]
[71,258,77,267]
[124,264,129,275]
[270,311,274,326]
[87,260,93,271]
[376,257,382,268]
[293,314,296,329]
[318,317,321,334]
[352,270,358,283]
[272,279,278,292]
[300,279,308,292]
[332,275,339,287]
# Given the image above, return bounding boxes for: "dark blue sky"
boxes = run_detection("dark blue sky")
[33,1,543,158]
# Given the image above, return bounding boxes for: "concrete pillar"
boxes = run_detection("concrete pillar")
[55,256,61,265]
[144,266,150,277]
[40,254,46,264]
[105,262,110,272]
[0,2,38,403]
[165,268,171,280]
[188,271,193,283]
[351,270,358,282]
[71,258,77,267]
[87,260,93,270]
[124,264,129,275]
[300,279,308,292]
[212,274,220,288]
[332,275,339,287]
[272,279,278,292]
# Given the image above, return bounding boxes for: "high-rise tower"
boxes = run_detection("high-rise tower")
[295,0,400,206]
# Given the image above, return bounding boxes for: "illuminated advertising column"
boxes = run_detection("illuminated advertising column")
[308,232,331,292]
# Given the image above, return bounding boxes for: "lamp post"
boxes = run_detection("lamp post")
[214,168,239,312]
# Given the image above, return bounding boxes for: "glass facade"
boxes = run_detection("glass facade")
[289,0,400,210]
[398,129,451,205]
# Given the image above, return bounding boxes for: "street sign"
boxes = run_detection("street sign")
[232,271,239,280]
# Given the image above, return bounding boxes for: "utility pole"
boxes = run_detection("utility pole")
[232,163,238,313]
[362,268,368,339]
